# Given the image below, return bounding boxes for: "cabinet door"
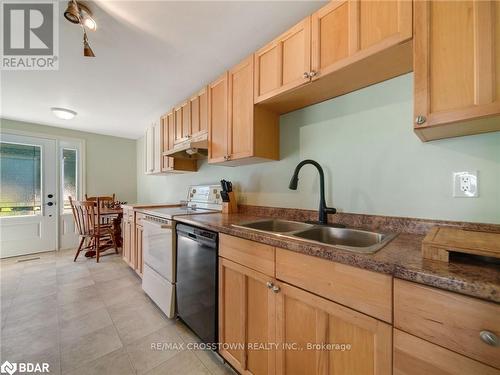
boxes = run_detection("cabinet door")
[122,219,131,264]
[208,72,228,163]
[174,105,183,144]
[190,94,200,136]
[181,101,191,139]
[199,86,208,134]
[219,258,276,375]
[414,0,500,136]
[152,122,161,174]
[160,115,171,172]
[135,225,143,276]
[275,281,392,375]
[311,0,412,79]
[254,17,311,103]
[228,55,254,161]
[144,125,154,174]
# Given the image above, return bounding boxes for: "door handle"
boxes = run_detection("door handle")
[46,202,55,206]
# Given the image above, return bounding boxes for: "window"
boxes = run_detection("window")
[0,142,42,216]
[62,148,78,213]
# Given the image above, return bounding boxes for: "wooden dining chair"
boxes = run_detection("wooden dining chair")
[85,194,116,226]
[85,193,115,208]
[69,197,118,263]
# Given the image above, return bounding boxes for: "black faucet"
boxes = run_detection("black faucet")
[289,159,337,225]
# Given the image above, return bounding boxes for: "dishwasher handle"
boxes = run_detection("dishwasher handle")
[176,224,217,248]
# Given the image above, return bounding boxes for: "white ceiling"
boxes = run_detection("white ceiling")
[1,1,325,139]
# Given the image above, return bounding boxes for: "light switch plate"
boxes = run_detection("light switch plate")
[453,171,478,198]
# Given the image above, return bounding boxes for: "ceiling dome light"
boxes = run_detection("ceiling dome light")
[51,107,77,120]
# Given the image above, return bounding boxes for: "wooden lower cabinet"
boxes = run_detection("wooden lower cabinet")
[218,257,276,375]
[122,210,133,267]
[274,281,392,375]
[394,329,500,375]
[218,257,392,375]
[134,224,143,276]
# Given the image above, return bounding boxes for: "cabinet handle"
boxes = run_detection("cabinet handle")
[226,155,231,161]
[303,72,310,79]
[266,281,274,289]
[480,331,499,347]
[415,115,426,125]
[309,71,317,78]
[272,285,281,293]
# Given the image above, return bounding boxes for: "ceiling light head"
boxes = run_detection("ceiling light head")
[64,1,80,24]
[83,32,95,57]
[64,1,97,31]
[51,107,77,120]
[82,15,97,31]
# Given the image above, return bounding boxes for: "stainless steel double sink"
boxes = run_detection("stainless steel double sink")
[232,219,397,254]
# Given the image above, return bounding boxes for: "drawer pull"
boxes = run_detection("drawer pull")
[480,330,499,347]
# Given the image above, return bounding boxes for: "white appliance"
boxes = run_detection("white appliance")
[141,185,223,318]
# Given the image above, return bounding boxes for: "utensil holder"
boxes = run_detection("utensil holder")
[222,192,238,214]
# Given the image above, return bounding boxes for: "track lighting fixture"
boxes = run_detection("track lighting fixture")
[64,1,97,57]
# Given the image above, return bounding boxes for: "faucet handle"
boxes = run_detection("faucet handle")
[325,207,337,214]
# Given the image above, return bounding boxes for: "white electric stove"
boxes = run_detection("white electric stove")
[140,185,222,318]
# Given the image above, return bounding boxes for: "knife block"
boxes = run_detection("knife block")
[222,191,238,214]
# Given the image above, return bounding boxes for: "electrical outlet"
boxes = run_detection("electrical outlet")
[453,171,478,198]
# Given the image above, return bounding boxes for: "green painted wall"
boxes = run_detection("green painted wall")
[135,72,497,224]
[1,118,137,203]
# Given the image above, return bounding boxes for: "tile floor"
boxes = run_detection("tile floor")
[0,249,236,375]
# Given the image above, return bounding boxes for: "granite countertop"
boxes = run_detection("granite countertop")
[175,212,500,304]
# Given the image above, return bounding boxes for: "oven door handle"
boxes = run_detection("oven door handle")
[143,219,172,229]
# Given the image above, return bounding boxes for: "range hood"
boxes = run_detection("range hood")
[165,132,208,159]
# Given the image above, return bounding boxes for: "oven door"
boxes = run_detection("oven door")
[142,218,174,283]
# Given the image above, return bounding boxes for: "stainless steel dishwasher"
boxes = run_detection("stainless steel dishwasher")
[176,223,218,344]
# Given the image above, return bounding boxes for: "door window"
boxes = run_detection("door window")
[0,142,42,217]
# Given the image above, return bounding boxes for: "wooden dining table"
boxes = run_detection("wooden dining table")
[100,207,123,248]
[84,207,123,258]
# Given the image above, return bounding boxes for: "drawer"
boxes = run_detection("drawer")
[394,279,500,369]
[219,234,275,277]
[276,248,392,322]
[394,329,500,375]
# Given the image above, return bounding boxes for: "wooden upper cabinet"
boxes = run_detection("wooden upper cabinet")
[190,86,208,138]
[167,111,175,152]
[174,105,183,144]
[414,0,500,141]
[228,55,254,160]
[311,0,412,79]
[159,114,171,172]
[208,72,229,163]
[160,109,197,173]
[209,56,279,165]
[181,101,191,140]
[254,17,311,103]
[275,281,392,375]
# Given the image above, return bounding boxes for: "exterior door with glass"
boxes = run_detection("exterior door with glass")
[0,134,57,258]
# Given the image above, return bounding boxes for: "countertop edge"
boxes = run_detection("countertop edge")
[174,215,500,304]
